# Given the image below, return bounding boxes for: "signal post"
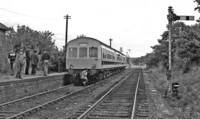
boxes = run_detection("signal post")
[166,6,194,96]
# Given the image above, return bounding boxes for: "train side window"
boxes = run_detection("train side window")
[103,52,106,58]
[79,47,87,58]
[69,47,77,58]
[107,51,111,59]
[117,54,120,61]
[102,48,106,58]
[89,47,98,58]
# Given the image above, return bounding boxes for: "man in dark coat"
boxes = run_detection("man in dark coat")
[31,50,39,75]
[8,49,16,75]
[25,45,31,75]
[41,49,50,76]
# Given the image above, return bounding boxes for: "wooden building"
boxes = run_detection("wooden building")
[0,23,9,72]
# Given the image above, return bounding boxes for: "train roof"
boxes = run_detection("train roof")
[68,36,126,56]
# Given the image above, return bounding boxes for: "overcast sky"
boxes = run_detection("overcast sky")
[0,0,199,57]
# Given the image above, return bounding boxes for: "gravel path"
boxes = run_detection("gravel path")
[144,71,178,119]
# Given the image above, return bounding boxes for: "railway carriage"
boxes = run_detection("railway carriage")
[66,36,127,85]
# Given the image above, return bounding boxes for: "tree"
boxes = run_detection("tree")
[194,0,200,12]
[144,21,200,73]
[6,25,58,54]
[143,52,159,68]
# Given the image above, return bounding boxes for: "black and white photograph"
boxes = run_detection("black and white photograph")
[0,0,200,118]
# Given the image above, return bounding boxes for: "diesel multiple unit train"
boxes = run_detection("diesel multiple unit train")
[66,36,127,85]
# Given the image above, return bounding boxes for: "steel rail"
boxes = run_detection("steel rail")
[0,85,72,109]
[131,71,141,119]
[6,81,102,119]
[77,71,137,119]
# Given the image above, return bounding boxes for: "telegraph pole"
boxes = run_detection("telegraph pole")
[64,15,71,53]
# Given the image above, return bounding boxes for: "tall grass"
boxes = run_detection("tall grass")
[150,67,200,118]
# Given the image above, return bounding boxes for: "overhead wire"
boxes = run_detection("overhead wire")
[0,7,57,20]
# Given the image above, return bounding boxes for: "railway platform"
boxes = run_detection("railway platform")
[0,71,65,82]
[0,71,69,104]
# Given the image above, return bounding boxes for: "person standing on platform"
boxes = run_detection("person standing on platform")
[25,45,31,75]
[31,50,39,75]
[15,49,26,79]
[41,49,50,76]
[8,49,16,75]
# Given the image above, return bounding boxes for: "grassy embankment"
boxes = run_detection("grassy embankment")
[149,67,200,118]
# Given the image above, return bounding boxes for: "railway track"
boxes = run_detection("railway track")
[0,84,84,119]
[134,72,150,119]
[68,69,148,119]
[0,70,131,119]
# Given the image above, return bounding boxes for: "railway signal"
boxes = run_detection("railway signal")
[167,6,194,22]
[166,6,194,96]
[172,82,179,98]
[168,14,195,21]
[177,16,194,20]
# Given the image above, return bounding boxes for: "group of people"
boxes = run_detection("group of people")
[8,47,51,79]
